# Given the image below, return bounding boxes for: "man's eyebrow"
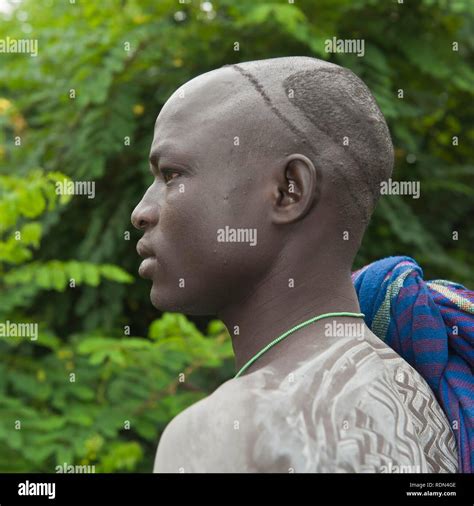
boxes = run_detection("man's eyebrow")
[149,143,175,166]
[148,143,195,174]
[149,150,160,167]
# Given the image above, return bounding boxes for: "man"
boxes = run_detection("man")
[131,57,458,472]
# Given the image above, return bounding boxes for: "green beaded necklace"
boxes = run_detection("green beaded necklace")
[234,311,365,378]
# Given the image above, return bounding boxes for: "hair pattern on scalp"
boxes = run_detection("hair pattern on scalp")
[230,61,394,233]
[283,67,394,217]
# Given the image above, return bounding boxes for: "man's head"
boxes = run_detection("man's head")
[131,56,394,315]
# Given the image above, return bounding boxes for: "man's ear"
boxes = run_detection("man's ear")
[270,154,320,225]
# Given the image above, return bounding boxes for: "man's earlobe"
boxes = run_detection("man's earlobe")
[271,154,320,224]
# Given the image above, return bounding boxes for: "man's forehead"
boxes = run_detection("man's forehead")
[150,63,300,161]
[152,78,256,156]
[154,67,258,132]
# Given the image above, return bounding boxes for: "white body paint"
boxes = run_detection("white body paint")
[154,327,458,473]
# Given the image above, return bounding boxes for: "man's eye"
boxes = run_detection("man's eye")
[161,170,180,184]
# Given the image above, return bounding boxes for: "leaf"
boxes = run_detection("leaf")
[100,264,134,283]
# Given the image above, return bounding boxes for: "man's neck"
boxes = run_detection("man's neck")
[218,259,361,374]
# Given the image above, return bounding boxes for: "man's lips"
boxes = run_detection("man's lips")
[137,240,157,279]
[138,257,157,278]
[137,240,156,259]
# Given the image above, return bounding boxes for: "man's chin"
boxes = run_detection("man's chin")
[150,285,189,313]
[149,284,215,315]
[150,285,175,311]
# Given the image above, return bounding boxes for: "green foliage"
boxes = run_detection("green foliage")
[0,0,472,472]
[0,312,232,472]
[0,171,133,315]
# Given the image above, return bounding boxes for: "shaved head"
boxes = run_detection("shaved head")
[133,56,394,314]
[228,57,394,242]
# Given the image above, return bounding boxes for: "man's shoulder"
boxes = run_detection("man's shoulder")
[176,372,263,427]
[153,375,263,472]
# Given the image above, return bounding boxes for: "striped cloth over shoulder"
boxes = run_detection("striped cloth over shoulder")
[352,256,474,473]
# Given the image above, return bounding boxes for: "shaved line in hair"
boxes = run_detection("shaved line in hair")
[231,63,372,225]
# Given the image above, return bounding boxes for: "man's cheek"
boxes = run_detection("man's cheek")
[160,206,210,256]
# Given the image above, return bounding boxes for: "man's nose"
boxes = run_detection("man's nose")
[131,198,159,230]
